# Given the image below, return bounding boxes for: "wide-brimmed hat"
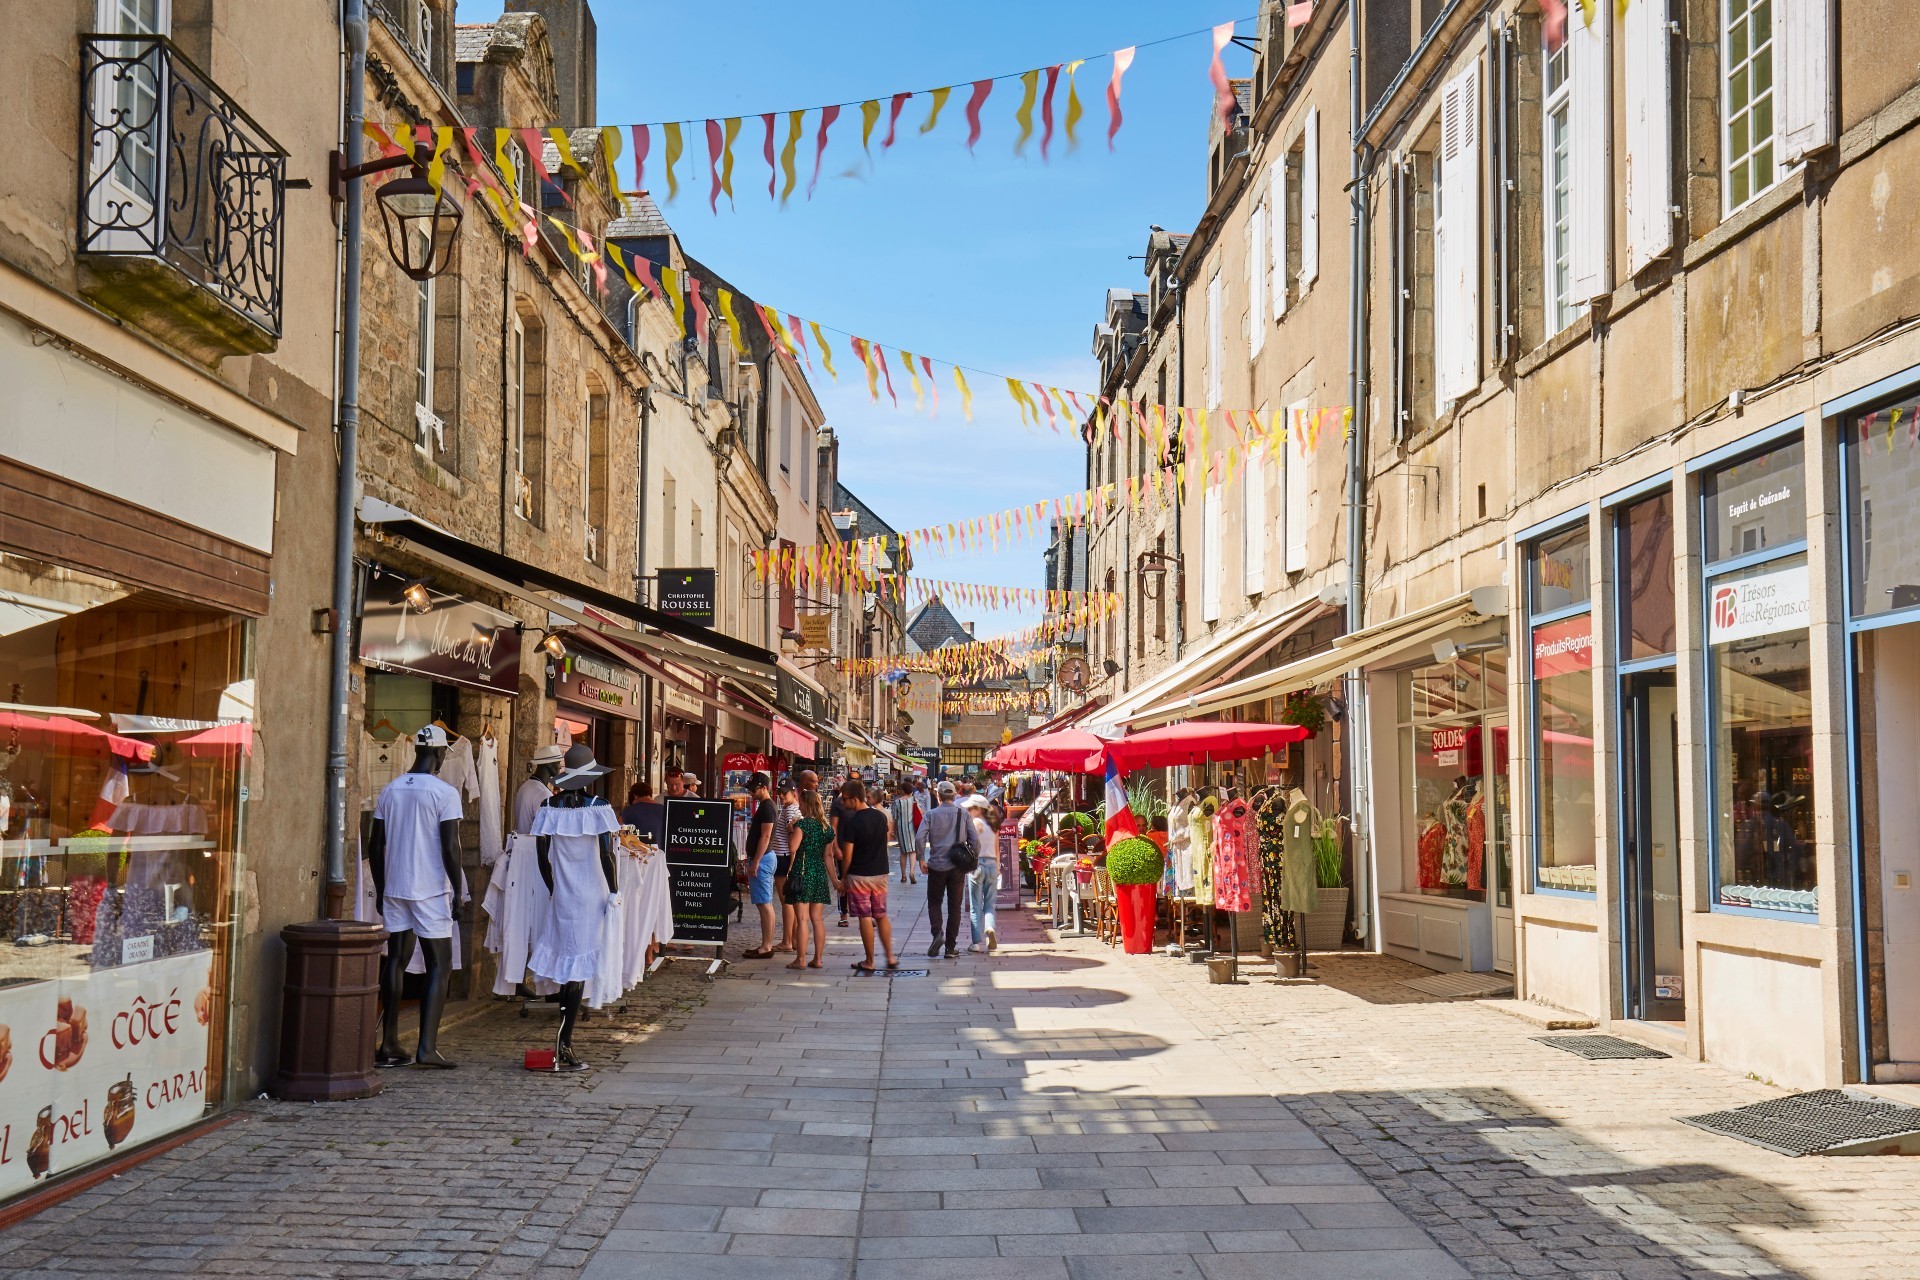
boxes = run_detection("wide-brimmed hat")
[554,743,611,791]
[531,743,567,767]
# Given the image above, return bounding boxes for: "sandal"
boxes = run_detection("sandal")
[742,948,776,960]
[785,961,806,970]
[885,959,902,970]
[851,961,876,972]
[808,960,824,969]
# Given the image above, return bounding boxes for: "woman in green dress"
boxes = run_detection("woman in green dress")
[786,787,837,970]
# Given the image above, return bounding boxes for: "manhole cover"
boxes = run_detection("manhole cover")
[852,968,929,978]
[1680,1090,1920,1157]
[1533,1035,1671,1060]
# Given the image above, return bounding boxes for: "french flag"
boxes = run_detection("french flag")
[1104,756,1138,847]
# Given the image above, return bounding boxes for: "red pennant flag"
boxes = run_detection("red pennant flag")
[1040,64,1062,161]
[1107,48,1135,150]
[1210,22,1238,128]
[920,355,939,416]
[706,119,724,213]
[1541,0,1568,50]
[630,124,649,193]
[808,104,840,198]
[761,113,777,198]
[785,314,814,372]
[884,92,910,148]
[965,79,993,152]
[687,276,711,339]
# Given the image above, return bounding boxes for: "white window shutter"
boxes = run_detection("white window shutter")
[1270,161,1289,319]
[1201,487,1223,621]
[1300,107,1320,286]
[1436,64,1481,411]
[1244,444,1266,595]
[1779,0,1834,162]
[1623,0,1672,274]
[1285,399,1310,573]
[1567,7,1610,301]
[1206,271,1224,407]
[1249,204,1267,358]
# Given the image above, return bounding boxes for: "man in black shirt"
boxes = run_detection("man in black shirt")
[742,773,779,959]
[835,780,899,972]
[619,781,666,847]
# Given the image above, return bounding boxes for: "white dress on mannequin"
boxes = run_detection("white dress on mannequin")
[527,800,618,986]
[487,834,554,996]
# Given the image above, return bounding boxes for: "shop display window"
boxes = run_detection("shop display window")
[1843,389,1920,622]
[1619,492,1677,660]
[0,552,249,1195]
[1527,526,1597,894]
[1702,438,1806,564]
[1399,652,1508,902]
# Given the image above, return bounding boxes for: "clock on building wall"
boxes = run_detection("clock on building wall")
[1057,656,1090,692]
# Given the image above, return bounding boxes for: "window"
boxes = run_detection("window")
[584,382,609,564]
[689,503,703,568]
[509,305,546,524]
[660,472,677,566]
[1843,390,1920,622]
[1619,491,1677,659]
[1724,0,1777,212]
[1206,272,1223,408]
[89,0,170,243]
[1527,524,1597,893]
[778,383,792,475]
[1390,148,1438,439]
[1543,36,1576,333]
[1398,650,1510,902]
[1701,438,1814,915]
[1247,201,1267,358]
[1243,442,1267,596]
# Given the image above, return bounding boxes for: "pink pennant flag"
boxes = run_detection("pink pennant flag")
[874,343,900,407]
[1541,0,1568,50]
[761,113,777,198]
[1210,22,1238,128]
[884,92,910,149]
[706,119,724,213]
[921,355,939,416]
[785,314,814,372]
[965,79,993,152]
[687,274,710,338]
[630,124,650,193]
[1033,384,1057,430]
[1040,64,1062,161]
[1287,1,1315,29]
[1107,48,1135,150]
[808,104,840,198]
[517,128,563,204]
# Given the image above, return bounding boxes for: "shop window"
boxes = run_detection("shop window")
[1527,524,1597,894]
[584,381,609,565]
[1618,491,1677,659]
[510,302,546,526]
[1701,438,1814,916]
[1844,389,1920,622]
[1398,650,1509,902]
[0,551,251,1197]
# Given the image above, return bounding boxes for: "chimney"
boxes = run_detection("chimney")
[506,0,597,128]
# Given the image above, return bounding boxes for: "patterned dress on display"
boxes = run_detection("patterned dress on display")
[1256,789,1295,950]
[1190,796,1218,907]
[1210,798,1260,914]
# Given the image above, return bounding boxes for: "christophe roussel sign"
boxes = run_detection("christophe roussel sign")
[662,797,734,947]
[657,569,716,627]
[359,591,521,696]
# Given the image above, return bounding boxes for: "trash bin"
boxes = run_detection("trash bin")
[273,919,387,1102]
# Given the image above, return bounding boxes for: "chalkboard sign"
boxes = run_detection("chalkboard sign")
[663,797,734,946]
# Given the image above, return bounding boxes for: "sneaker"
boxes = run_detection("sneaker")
[966,944,982,953]
[986,930,998,952]
[927,940,943,958]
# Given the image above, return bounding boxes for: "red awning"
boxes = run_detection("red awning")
[0,711,154,761]
[1100,721,1310,771]
[772,716,817,756]
[983,729,1107,774]
[999,695,1108,751]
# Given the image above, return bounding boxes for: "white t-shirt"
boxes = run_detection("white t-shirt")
[374,772,464,900]
[513,779,553,835]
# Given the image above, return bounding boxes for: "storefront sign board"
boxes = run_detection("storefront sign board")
[1531,616,1595,679]
[556,652,642,720]
[797,614,833,651]
[359,595,520,695]
[775,670,820,725]
[662,798,734,947]
[657,569,716,627]
[1708,563,1812,644]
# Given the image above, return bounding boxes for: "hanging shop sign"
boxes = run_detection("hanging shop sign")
[1708,563,1811,644]
[902,746,942,775]
[722,753,772,773]
[662,797,735,947]
[797,613,834,651]
[556,650,642,720]
[775,669,820,725]
[0,950,214,1199]
[359,593,520,695]
[657,568,716,628]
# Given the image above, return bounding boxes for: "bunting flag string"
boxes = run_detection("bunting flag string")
[378,17,1259,215]
[749,550,1122,611]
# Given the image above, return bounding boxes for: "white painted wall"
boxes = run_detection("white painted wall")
[1699,946,1826,1089]
[1523,920,1602,1016]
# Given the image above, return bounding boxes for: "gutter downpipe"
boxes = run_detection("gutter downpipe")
[1171,279,1187,660]
[321,0,369,917]
[1345,0,1377,950]
[637,386,654,784]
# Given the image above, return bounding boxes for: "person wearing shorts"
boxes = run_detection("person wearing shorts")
[835,779,898,972]
[742,773,780,959]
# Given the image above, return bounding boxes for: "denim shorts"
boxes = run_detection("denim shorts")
[749,851,778,905]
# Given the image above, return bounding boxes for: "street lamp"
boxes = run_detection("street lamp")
[373,174,463,281]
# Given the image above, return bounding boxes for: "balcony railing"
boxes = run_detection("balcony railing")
[78,34,286,353]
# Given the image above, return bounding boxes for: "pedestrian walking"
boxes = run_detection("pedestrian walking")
[888,781,919,885]
[960,794,1000,953]
[771,778,801,954]
[835,779,899,972]
[741,773,779,960]
[916,780,978,959]
[619,779,666,847]
[785,786,835,970]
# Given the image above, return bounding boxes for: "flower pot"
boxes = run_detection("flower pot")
[1302,887,1349,950]
[1114,882,1158,954]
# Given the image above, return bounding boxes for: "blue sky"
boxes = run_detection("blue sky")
[468,1,1253,639]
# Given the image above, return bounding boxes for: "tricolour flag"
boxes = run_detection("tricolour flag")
[1104,756,1138,847]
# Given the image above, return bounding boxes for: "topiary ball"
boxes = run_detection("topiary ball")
[1105,836,1165,886]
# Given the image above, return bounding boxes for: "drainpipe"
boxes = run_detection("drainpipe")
[320,0,369,917]
[636,387,654,783]
[1171,278,1187,659]
[1344,0,1376,950]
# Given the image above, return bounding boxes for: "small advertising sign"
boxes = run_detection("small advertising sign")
[662,797,735,947]
[797,613,833,650]
[359,594,520,695]
[1531,616,1595,680]
[657,569,716,628]
[1708,562,1811,644]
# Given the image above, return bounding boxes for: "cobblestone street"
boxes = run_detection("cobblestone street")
[5,889,1920,1278]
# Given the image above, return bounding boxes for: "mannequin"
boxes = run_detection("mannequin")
[530,743,619,1071]
[370,724,465,1068]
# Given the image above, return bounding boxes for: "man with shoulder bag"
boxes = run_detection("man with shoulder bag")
[916,781,978,959]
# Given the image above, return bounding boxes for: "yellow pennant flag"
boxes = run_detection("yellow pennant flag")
[900,350,924,410]
[1006,379,1036,427]
[662,122,683,201]
[720,117,742,204]
[780,110,804,205]
[860,99,882,153]
[599,126,624,201]
[1577,0,1596,24]
[424,126,454,199]
[921,86,953,134]
[954,367,974,421]
[810,320,837,380]
[658,264,687,338]
[546,127,585,179]
[1064,60,1086,149]
[1014,69,1039,154]
[716,289,747,353]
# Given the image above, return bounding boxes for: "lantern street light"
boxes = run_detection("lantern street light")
[371,174,463,281]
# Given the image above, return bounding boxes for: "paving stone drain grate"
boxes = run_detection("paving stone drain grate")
[1680,1089,1920,1157]
[1532,1034,1672,1060]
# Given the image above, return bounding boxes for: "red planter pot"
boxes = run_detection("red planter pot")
[1114,882,1158,954]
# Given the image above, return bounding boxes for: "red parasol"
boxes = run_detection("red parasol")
[0,711,154,761]
[177,721,254,757]
[1101,720,1310,771]
[983,729,1107,773]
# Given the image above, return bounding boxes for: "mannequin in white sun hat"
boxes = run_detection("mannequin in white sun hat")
[528,743,620,1071]
[370,723,464,1068]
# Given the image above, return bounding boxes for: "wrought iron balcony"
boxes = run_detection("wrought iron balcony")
[78,34,287,361]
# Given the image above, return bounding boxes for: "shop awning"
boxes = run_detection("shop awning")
[984,729,1107,773]
[1153,591,1499,724]
[1087,597,1331,736]
[772,716,817,756]
[1003,695,1108,748]
[362,500,777,692]
[1102,720,1311,771]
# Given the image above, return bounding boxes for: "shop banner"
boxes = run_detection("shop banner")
[901,746,941,776]
[662,798,733,947]
[775,670,821,725]
[657,569,716,628]
[1709,562,1811,644]
[557,651,642,721]
[359,595,520,695]
[1531,616,1595,680]
[0,950,213,1198]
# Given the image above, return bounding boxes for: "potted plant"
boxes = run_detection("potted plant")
[1105,836,1165,954]
[1303,814,1350,949]
[1280,691,1328,738]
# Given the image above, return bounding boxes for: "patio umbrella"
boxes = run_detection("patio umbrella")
[983,729,1107,773]
[1101,720,1310,771]
[177,721,254,757]
[0,710,154,761]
